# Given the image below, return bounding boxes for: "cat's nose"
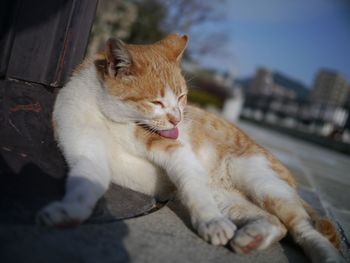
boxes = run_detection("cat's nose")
[167,114,180,126]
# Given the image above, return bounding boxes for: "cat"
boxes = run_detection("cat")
[37,34,343,263]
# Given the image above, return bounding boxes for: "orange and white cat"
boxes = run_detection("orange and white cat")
[37,34,343,263]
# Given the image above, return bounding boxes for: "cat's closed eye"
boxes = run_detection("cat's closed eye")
[151,100,165,108]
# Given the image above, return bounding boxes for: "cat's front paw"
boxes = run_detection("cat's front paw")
[36,201,92,227]
[197,217,237,246]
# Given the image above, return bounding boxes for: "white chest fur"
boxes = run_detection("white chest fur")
[105,122,174,199]
[53,65,173,199]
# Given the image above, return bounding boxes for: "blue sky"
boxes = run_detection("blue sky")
[189,0,350,87]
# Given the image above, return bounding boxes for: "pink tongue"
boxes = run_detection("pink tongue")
[158,127,179,139]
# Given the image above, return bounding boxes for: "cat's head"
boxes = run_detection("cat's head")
[95,34,188,139]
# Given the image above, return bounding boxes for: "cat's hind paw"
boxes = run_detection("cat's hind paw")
[230,218,286,254]
[197,217,237,246]
[36,201,92,227]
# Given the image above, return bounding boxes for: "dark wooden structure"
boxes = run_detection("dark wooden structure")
[0,0,157,226]
[0,0,98,86]
[0,0,98,223]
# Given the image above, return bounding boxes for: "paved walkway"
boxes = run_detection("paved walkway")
[1,120,349,263]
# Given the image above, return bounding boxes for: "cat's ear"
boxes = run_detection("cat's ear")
[158,34,188,63]
[105,38,132,77]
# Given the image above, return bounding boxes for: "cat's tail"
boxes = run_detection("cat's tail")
[302,200,340,249]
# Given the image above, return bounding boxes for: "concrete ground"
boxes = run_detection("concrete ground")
[1,120,349,263]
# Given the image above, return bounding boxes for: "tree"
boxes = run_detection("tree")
[88,0,228,61]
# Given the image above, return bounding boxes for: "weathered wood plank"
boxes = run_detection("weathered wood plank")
[6,0,72,85]
[52,0,98,86]
[0,0,20,77]
[6,0,97,87]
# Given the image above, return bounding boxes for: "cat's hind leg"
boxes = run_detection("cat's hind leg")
[213,189,286,254]
[229,155,343,263]
[36,128,111,227]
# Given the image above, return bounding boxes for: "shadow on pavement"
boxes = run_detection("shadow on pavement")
[0,154,131,263]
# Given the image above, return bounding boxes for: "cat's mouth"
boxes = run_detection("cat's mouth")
[137,123,179,139]
[157,127,179,139]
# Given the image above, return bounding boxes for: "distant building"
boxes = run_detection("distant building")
[249,68,273,95]
[310,70,349,106]
[344,85,350,108]
[271,84,296,99]
[249,68,298,99]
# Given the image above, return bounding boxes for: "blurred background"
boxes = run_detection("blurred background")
[1,1,349,261]
[88,0,350,152]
